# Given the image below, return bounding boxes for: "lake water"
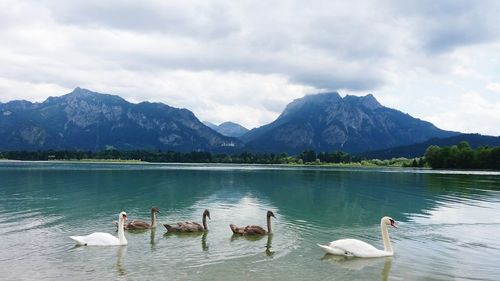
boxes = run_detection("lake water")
[1,162,500,280]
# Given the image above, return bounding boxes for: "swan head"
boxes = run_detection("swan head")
[382,216,397,228]
[203,209,211,220]
[151,207,160,214]
[267,210,276,219]
[120,211,128,222]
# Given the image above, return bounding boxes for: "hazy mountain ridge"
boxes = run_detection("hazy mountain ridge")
[0,87,242,152]
[203,121,249,138]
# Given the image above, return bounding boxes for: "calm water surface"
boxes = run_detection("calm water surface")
[1,161,499,280]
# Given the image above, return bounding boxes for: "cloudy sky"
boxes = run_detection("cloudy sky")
[1,0,499,135]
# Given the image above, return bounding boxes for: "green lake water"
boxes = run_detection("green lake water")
[1,162,500,280]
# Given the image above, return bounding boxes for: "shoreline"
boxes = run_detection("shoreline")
[1,159,499,175]
[0,158,404,168]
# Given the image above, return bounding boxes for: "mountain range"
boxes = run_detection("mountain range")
[1,87,495,156]
[0,88,241,152]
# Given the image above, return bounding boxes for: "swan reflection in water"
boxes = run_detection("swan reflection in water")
[116,246,127,277]
[163,231,209,252]
[201,232,209,252]
[265,234,274,257]
[150,228,156,249]
[230,233,275,257]
[321,255,393,281]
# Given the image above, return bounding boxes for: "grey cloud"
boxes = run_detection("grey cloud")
[292,72,384,92]
[393,0,500,53]
[43,0,238,39]
[30,0,396,91]
[4,0,500,94]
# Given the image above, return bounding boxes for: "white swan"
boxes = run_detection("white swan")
[70,212,128,246]
[318,216,397,258]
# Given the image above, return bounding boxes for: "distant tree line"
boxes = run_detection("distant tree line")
[0,149,364,165]
[0,149,419,168]
[424,141,500,170]
[1,140,498,170]
[0,150,291,164]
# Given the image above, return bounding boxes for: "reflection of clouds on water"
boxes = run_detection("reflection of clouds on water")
[0,212,64,236]
[225,195,272,224]
[393,173,500,280]
[393,215,500,280]
[410,198,500,225]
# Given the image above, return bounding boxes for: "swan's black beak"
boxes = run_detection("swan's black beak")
[390,220,397,228]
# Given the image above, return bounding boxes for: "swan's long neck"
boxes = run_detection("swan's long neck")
[380,220,392,254]
[202,214,208,231]
[267,216,272,234]
[118,216,127,245]
[151,212,157,228]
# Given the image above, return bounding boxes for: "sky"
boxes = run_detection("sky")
[1,0,499,135]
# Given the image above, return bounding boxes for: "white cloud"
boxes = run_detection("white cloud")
[486,82,500,93]
[423,91,500,136]
[0,77,69,102]
[110,70,315,129]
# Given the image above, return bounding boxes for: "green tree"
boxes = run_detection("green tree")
[424,145,442,168]
[456,141,474,169]
[300,150,317,163]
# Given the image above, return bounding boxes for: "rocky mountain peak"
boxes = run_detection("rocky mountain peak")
[242,92,458,154]
[41,87,127,107]
[71,87,93,96]
[343,94,382,110]
[280,92,341,118]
